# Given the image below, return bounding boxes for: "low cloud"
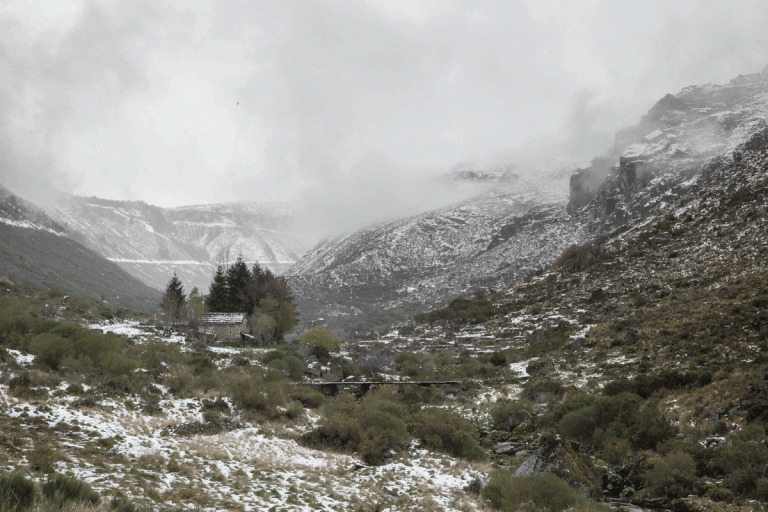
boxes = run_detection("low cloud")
[2,0,768,244]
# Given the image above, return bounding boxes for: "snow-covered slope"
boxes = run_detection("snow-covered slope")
[288,65,768,324]
[572,65,768,233]
[286,179,584,319]
[45,196,308,292]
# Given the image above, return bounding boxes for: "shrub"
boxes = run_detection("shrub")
[298,327,342,363]
[489,351,507,366]
[414,297,496,325]
[357,407,408,465]
[29,333,72,371]
[28,445,56,474]
[558,407,598,445]
[289,386,326,408]
[481,471,580,512]
[450,431,486,461]
[267,359,289,376]
[41,475,100,507]
[230,376,285,415]
[708,431,768,496]
[262,350,285,364]
[284,356,306,381]
[285,401,304,419]
[558,393,675,450]
[704,485,734,502]
[0,472,36,511]
[600,437,632,466]
[99,352,139,377]
[645,451,696,498]
[301,395,408,465]
[410,408,485,461]
[165,364,194,396]
[187,351,215,374]
[554,244,594,274]
[203,410,221,423]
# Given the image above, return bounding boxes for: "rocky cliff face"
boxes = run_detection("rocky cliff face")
[45,196,307,292]
[569,66,768,234]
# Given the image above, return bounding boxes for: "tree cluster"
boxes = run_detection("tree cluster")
[206,257,299,342]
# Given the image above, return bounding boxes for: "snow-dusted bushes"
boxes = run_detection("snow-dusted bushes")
[301,393,409,465]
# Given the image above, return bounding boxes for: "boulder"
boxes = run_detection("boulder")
[493,442,526,455]
[507,408,533,430]
[514,435,602,500]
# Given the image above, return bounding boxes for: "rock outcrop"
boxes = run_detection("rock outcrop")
[514,435,602,500]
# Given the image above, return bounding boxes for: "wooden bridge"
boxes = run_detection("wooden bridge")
[309,380,470,397]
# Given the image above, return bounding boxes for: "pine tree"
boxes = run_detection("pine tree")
[226,256,253,313]
[206,265,228,312]
[160,273,186,325]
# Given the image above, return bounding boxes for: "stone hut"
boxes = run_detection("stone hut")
[200,313,250,342]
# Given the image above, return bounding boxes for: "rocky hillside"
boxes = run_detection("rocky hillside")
[370,102,768,511]
[287,180,582,321]
[288,66,768,328]
[0,186,160,312]
[45,195,307,293]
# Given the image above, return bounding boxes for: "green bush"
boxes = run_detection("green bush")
[603,369,715,399]
[203,410,221,423]
[285,401,304,419]
[414,297,496,325]
[187,351,215,374]
[558,407,598,445]
[42,475,100,508]
[230,376,285,414]
[558,393,675,451]
[284,356,306,381]
[357,407,408,465]
[707,430,768,496]
[267,359,289,376]
[301,396,408,465]
[28,446,56,474]
[0,472,36,511]
[289,386,326,408]
[29,333,72,371]
[645,451,696,498]
[481,471,580,512]
[262,350,285,364]
[298,327,342,363]
[410,408,485,461]
[99,352,139,377]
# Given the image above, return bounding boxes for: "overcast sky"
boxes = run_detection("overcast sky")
[2,0,768,228]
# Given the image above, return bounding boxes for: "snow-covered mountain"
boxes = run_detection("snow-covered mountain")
[45,196,308,293]
[572,66,768,232]
[0,186,161,311]
[287,65,768,323]
[286,178,582,319]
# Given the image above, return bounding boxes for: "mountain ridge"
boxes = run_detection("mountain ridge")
[287,65,768,329]
[41,193,308,293]
[0,187,161,312]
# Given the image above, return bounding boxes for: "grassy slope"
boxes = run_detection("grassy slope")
[0,224,160,313]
